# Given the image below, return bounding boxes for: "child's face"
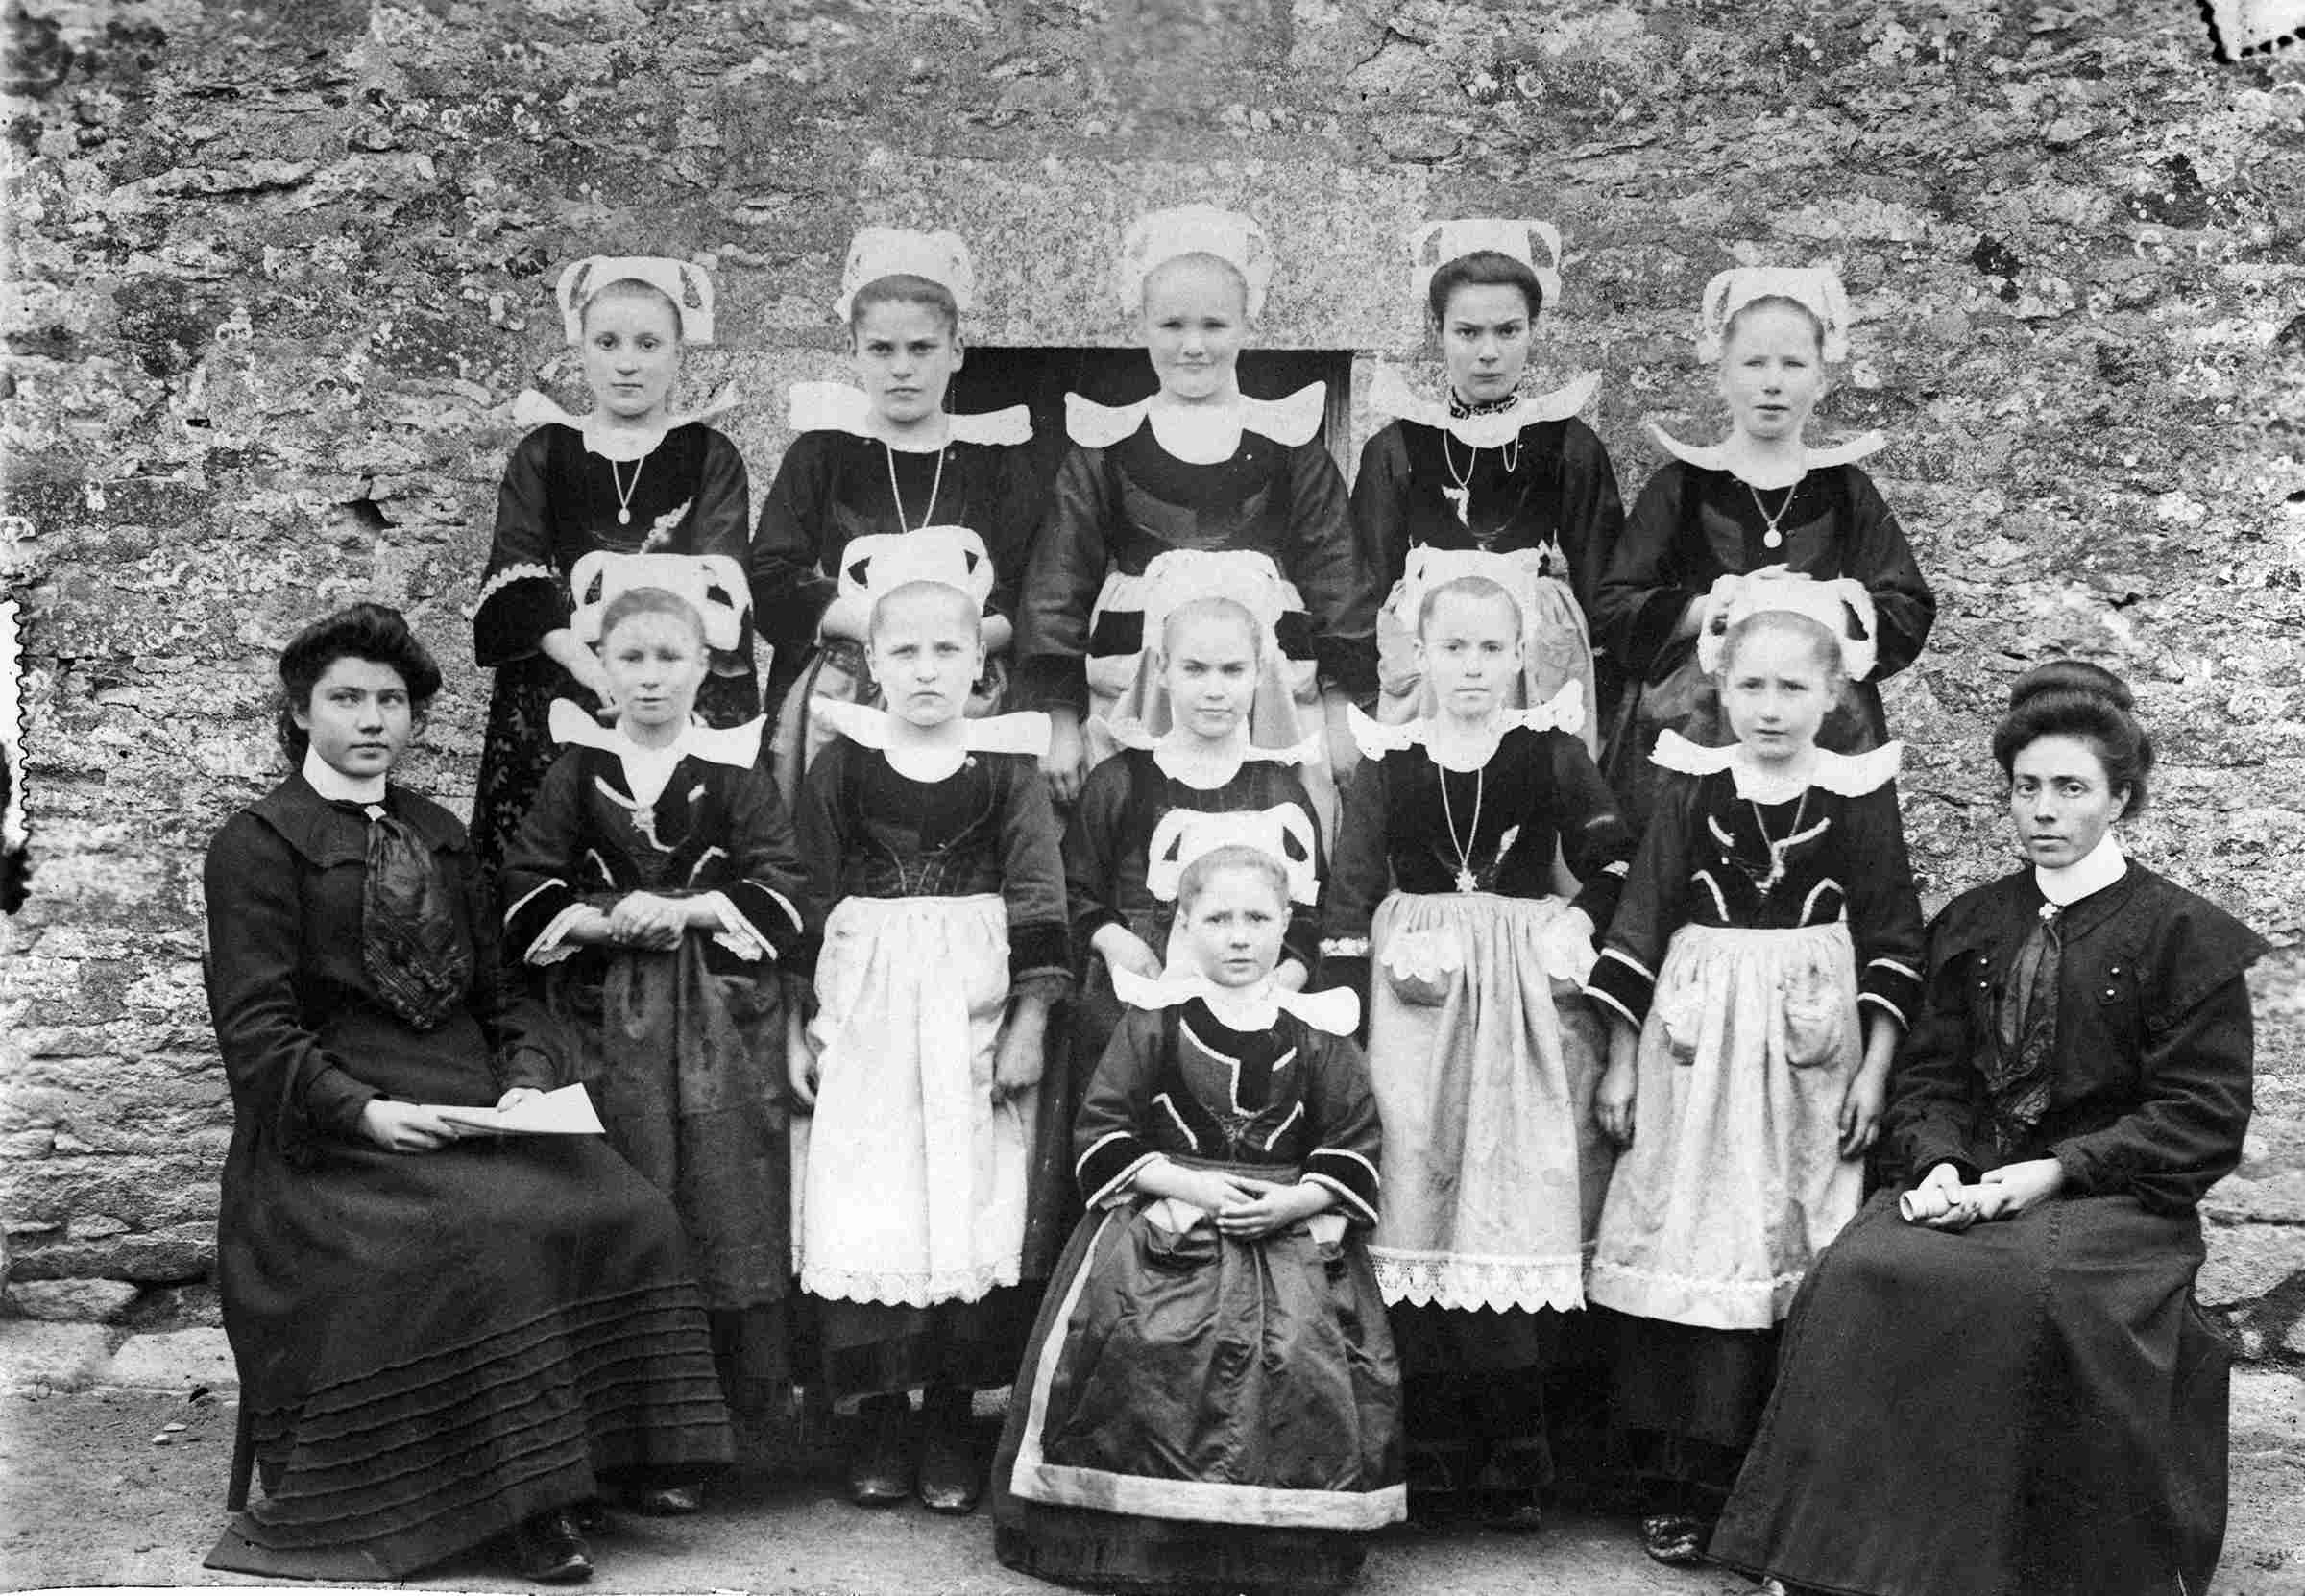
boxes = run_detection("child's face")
[869,590,984,728]
[297,656,413,781]
[1143,256,1247,403]
[1718,302,1824,444]
[1415,591,1522,720]
[581,291,682,423]
[1440,282,1534,406]
[602,610,708,734]
[1178,866,1289,988]
[1720,623,1836,767]
[1161,613,1259,742]
[852,300,962,429]
[2008,734,2123,872]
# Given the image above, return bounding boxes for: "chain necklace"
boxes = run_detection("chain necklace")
[1745,788,1810,892]
[1748,479,1799,550]
[1437,762,1486,893]
[1439,387,1523,530]
[610,454,645,526]
[885,439,947,534]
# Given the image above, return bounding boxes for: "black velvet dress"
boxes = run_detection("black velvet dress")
[202,775,732,1579]
[1710,861,2265,1596]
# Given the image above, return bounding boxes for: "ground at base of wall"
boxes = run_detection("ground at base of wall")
[0,1378,2299,1595]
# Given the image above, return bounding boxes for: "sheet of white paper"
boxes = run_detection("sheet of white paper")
[431,1084,606,1137]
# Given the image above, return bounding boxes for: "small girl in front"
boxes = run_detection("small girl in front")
[1583,570,1924,1565]
[1322,569,1635,1530]
[1590,265,1934,826]
[789,546,1070,1515]
[753,229,1043,786]
[501,558,813,1497]
[1014,205,1378,823]
[992,843,1404,1595]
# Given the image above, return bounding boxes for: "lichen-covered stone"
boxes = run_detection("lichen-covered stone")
[0,0,2299,1353]
[3,1277,139,1323]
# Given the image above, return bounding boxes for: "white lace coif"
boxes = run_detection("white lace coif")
[1115,204,1274,320]
[556,256,716,346]
[567,551,750,653]
[834,228,977,323]
[1409,217,1564,320]
[1696,264,1851,363]
[1693,567,1878,682]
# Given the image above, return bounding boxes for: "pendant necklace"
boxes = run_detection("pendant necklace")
[1747,788,1809,892]
[886,437,946,534]
[1438,760,1486,893]
[610,454,644,526]
[1748,479,1798,551]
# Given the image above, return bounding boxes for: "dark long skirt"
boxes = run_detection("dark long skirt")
[1710,1191,2230,1596]
[992,1188,1405,1594]
[206,1133,734,1579]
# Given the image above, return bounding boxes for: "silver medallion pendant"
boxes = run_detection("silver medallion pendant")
[618,508,632,525]
[1454,866,1478,893]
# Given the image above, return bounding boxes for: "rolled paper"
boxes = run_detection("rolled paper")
[1899,1182,1988,1225]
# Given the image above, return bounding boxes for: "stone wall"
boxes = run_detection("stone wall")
[2,0,2300,1355]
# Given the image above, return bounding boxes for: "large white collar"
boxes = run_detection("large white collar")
[1366,364,1602,448]
[547,698,765,768]
[1112,966,1360,1037]
[1649,728,1902,802]
[510,384,742,463]
[1097,719,1323,784]
[786,380,1032,451]
[1347,684,1585,772]
[301,747,385,805]
[1064,383,1326,460]
[2035,832,2127,907]
[813,698,1050,781]
[1644,420,1886,489]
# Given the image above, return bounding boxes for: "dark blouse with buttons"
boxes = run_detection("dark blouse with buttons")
[1072,999,1382,1228]
[791,735,1070,993]
[1586,767,1925,1031]
[1886,863,2265,1213]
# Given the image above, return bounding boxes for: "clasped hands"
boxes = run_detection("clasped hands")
[1899,1158,2066,1230]
[1135,1160,1335,1240]
[356,1086,542,1154]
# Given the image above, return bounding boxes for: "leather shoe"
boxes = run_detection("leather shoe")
[915,1386,983,1514]
[847,1394,915,1508]
[511,1510,594,1584]
[627,1484,701,1516]
[1638,1512,1709,1566]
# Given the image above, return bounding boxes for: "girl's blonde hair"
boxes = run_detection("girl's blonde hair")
[1176,844,1290,915]
[599,585,706,649]
[1417,573,1523,640]
[1162,595,1264,662]
[1718,609,1844,695]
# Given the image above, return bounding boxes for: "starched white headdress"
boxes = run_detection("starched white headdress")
[568,551,750,653]
[1693,566,1878,681]
[1410,218,1564,321]
[833,228,977,323]
[1143,803,1322,908]
[1116,205,1274,320]
[556,256,716,346]
[1696,265,1852,363]
[817,525,1011,653]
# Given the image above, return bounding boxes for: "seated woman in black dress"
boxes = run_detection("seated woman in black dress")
[203,604,735,1584]
[1710,661,2266,1596]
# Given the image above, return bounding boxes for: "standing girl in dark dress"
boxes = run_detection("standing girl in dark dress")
[473,256,759,884]
[203,605,732,1584]
[1321,575,1634,1529]
[993,844,1404,1594]
[502,562,813,1487]
[753,229,1044,786]
[1352,220,1621,740]
[1711,662,2265,1596]
[1584,574,1924,1566]
[1591,266,1934,825]
[789,555,1071,1513]
[1016,205,1378,827]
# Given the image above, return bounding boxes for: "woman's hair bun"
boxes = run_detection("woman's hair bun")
[2007,659,2132,714]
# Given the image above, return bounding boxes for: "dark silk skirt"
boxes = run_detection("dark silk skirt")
[1711,1191,2229,1596]
[992,1180,1405,1593]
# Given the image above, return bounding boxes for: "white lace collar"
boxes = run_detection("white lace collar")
[547,699,765,768]
[1649,728,1902,802]
[1366,364,1602,449]
[2036,832,2126,907]
[510,384,742,463]
[1347,683,1585,772]
[786,381,1032,451]
[1097,718,1323,785]
[1065,383,1326,461]
[813,698,1050,781]
[1111,966,1360,1037]
[301,747,385,805]
[1644,421,1886,488]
